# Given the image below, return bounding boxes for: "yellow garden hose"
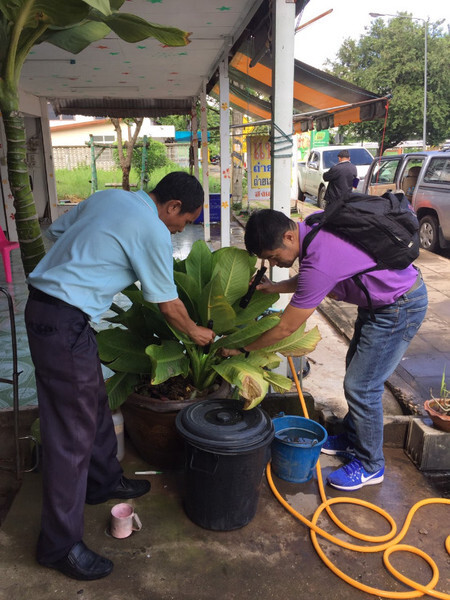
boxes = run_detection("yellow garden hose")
[266,356,450,599]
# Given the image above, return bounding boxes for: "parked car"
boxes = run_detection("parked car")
[297,145,374,208]
[360,151,450,252]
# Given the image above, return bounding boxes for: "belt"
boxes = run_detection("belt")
[28,285,80,311]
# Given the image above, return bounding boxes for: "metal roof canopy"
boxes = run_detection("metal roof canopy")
[208,0,388,131]
[20,0,268,118]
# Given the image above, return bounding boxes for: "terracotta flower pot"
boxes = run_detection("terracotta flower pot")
[121,379,231,469]
[424,399,450,433]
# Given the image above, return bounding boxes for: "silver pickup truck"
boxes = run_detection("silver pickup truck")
[360,151,450,252]
[297,145,374,208]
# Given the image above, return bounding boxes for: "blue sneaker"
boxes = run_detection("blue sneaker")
[321,434,355,457]
[327,458,384,491]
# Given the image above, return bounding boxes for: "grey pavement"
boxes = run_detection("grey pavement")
[0,214,449,600]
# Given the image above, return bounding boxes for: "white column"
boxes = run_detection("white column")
[270,0,296,380]
[191,102,199,180]
[270,0,296,292]
[219,59,231,248]
[39,97,59,223]
[200,82,210,242]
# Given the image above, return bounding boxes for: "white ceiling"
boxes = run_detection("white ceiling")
[20,0,264,110]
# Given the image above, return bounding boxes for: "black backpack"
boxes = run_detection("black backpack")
[302,191,420,320]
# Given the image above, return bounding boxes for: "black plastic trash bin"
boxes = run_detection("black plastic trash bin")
[175,398,274,531]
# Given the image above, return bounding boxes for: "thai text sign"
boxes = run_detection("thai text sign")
[247,135,271,202]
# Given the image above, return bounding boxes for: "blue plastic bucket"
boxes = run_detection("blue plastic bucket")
[271,415,328,483]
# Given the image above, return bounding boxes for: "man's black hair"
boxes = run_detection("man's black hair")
[152,172,204,214]
[244,209,296,256]
[337,149,350,159]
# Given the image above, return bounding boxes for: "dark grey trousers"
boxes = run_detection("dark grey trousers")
[25,288,122,562]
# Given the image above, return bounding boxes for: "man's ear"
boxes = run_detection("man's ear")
[166,200,182,213]
[283,229,296,245]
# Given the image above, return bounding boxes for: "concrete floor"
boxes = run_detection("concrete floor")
[1,441,449,600]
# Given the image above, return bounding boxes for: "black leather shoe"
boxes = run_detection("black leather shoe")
[86,476,151,505]
[39,541,113,580]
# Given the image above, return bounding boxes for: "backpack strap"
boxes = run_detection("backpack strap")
[303,216,381,322]
[351,274,376,322]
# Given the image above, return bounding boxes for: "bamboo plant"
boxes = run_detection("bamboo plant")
[97,240,321,411]
[0,0,190,274]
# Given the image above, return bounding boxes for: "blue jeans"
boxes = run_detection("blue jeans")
[342,278,428,473]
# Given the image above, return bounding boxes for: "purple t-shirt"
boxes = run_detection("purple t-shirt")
[290,221,418,310]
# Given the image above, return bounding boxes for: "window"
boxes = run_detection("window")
[323,148,373,169]
[92,135,116,144]
[423,158,450,184]
[370,159,400,185]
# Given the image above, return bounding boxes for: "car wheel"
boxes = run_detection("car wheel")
[318,187,327,209]
[298,188,306,202]
[419,215,440,252]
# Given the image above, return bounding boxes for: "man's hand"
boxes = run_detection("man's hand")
[187,325,216,346]
[159,298,215,345]
[219,348,241,358]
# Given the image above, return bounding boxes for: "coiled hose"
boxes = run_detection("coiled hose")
[266,356,450,599]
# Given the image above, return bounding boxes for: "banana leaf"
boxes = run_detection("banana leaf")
[185,240,213,291]
[145,340,189,385]
[96,328,152,373]
[106,372,140,411]
[262,322,322,357]
[198,272,236,333]
[212,247,255,306]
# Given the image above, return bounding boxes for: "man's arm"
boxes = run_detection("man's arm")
[257,274,298,294]
[45,202,83,241]
[322,164,338,182]
[159,298,215,346]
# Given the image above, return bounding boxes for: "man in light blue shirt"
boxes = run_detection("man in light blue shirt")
[25,172,214,581]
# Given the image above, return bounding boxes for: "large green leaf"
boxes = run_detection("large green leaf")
[212,314,280,350]
[198,273,236,333]
[233,291,279,325]
[96,328,152,373]
[93,11,190,46]
[145,340,189,385]
[185,240,213,291]
[106,371,140,410]
[174,271,200,321]
[43,20,110,53]
[211,247,254,306]
[263,323,322,357]
[31,1,91,28]
[212,357,270,408]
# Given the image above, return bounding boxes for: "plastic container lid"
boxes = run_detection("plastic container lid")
[175,398,274,454]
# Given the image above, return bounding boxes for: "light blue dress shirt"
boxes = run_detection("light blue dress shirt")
[28,189,178,321]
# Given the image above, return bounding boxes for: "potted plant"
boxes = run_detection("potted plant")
[424,369,450,432]
[96,240,321,466]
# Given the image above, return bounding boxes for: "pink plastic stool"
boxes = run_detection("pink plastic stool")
[0,228,20,283]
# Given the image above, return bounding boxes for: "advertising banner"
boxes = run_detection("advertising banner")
[247,135,271,202]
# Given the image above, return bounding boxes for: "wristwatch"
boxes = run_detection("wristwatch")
[239,347,250,358]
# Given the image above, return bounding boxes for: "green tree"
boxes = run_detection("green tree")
[131,137,168,180]
[0,0,189,275]
[326,14,450,151]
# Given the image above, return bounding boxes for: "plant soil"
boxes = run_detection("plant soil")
[134,375,218,403]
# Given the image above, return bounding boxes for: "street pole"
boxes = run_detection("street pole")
[369,13,428,150]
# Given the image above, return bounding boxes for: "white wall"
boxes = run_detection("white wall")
[50,118,175,146]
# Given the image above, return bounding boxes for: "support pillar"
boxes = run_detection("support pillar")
[270,0,296,291]
[200,82,210,242]
[219,59,231,248]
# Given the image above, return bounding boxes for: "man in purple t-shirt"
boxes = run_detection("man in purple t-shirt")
[223,209,428,491]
